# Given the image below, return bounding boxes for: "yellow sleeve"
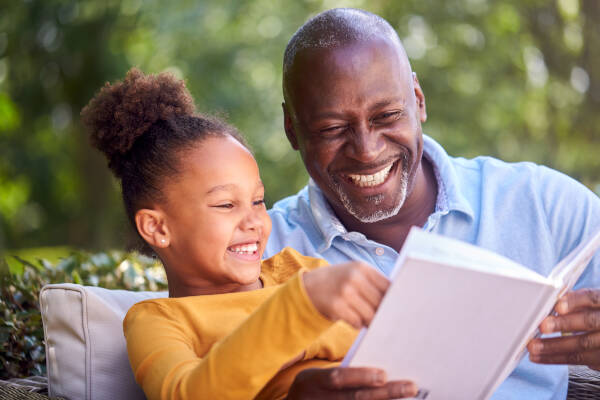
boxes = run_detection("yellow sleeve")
[260,247,329,285]
[123,270,333,400]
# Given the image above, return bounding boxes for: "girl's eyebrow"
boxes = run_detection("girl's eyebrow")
[206,184,235,195]
[207,181,264,195]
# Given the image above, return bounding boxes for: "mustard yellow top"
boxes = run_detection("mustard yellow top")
[123,247,357,400]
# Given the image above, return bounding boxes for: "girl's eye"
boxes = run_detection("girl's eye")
[215,203,234,209]
[253,199,265,206]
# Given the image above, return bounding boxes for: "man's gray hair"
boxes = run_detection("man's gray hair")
[283,8,403,77]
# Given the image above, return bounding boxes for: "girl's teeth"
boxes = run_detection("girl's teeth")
[229,243,258,254]
[347,163,394,187]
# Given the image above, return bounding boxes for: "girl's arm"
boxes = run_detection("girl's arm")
[124,270,333,400]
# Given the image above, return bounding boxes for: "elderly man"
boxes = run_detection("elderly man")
[266,8,600,400]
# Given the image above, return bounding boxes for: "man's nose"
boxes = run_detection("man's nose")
[347,121,384,163]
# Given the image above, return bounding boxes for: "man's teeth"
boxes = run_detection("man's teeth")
[228,243,258,254]
[347,163,393,187]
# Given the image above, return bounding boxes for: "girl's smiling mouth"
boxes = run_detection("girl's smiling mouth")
[227,242,260,260]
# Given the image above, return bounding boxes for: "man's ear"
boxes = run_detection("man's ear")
[135,208,170,249]
[282,102,299,150]
[413,72,427,123]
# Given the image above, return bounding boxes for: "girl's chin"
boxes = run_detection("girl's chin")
[233,274,262,290]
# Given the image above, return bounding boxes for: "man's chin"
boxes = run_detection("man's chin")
[330,171,409,224]
[334,188,406,223]
[345,201,404,223]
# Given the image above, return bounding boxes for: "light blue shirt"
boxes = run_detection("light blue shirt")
[265,134,600,399]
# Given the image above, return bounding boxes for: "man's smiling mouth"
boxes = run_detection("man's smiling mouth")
[345,162,395,187]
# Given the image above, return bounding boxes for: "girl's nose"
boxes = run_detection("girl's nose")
[239,208,262,231]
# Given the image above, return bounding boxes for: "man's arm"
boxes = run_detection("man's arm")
[526,165,600,370]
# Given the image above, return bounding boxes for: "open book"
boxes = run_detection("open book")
[342,227,600,400]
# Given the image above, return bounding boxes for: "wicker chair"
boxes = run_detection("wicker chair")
[1,367,600,400]
[567,366,600,399]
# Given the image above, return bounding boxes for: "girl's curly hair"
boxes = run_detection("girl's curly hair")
[81,68,247,253]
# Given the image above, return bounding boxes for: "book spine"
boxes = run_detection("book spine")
[341,328,367,366]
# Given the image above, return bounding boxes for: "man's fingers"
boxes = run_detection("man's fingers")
[529,349,600,366]
[288,368,418,400]
[383,381,419,399]
[529,332,600,356]
[555,289,600,315]
[324,367,387,390]
[540,310,600,333]
[344,381,418,400]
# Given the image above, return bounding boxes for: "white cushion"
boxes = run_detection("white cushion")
[40,283,167,400]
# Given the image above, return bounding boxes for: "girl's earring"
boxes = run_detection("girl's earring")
[161,239,166,244]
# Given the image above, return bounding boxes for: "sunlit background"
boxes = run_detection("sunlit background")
[1,0,599,258]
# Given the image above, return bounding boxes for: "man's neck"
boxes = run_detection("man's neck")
[333,157,438,252]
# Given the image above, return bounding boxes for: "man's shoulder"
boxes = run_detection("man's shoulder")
[450,153,538,177]
[460,155,593,199]
[268,186,310,221]
[266,185,324,258]
[268,186,316,237]
[425,135,553,201]
[446,152,576,196]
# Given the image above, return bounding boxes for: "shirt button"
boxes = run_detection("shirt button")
[375,247,385,256]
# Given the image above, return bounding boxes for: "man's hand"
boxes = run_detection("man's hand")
[528,289,600,370]
[286,367,418,400]
[303,262,389,329]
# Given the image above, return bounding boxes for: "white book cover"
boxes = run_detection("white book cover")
[342,227,600,400]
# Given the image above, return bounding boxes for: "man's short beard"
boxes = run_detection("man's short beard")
[331,154,410,223]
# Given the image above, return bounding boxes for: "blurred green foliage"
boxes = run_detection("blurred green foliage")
[0,251,166,378]
[0,0,599,252]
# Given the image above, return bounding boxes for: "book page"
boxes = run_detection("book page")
[344,254,553,400]
[393,228,546,283]
[548,228,600,297]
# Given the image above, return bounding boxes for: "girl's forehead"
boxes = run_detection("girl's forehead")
[172,137,261,193]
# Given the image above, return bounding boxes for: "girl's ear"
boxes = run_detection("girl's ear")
[135,208,170,248]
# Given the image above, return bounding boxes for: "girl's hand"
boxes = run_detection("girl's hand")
[303,262,389,329]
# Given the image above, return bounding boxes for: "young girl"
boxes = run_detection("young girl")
[81,69,405,400]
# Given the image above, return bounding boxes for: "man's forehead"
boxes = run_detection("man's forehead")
[285,46,412,121]
[287,38,412,93]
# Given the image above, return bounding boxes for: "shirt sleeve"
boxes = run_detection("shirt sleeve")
[123,270,333,400]
[537,166,600,290]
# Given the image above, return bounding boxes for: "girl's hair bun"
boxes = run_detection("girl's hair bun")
[81,68,195,176]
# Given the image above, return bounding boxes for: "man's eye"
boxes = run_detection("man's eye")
[253,199,266,206]
[373,111,402,124]
[320,125,345,135]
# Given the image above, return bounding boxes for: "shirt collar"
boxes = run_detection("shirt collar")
[422,135,474,219]
[308,179,347,252]
[308,134,474,251]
